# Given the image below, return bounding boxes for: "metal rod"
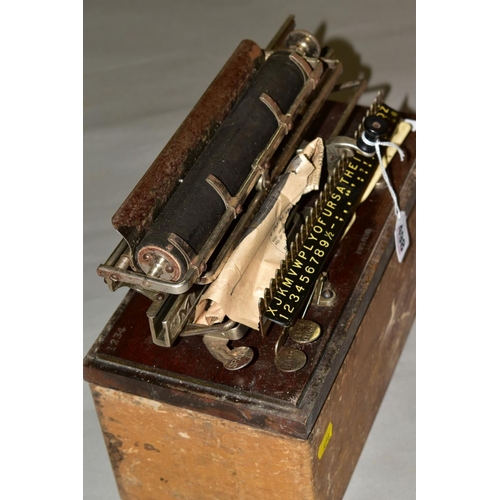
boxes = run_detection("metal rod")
[329,79,368,139]
[332,79,363,92]
[266,15,295,51]
[104,239,129,267]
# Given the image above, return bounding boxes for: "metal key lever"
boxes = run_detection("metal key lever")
[287,272,329,343]
[274,271,334,371]
[202,336,254,371]
[180,320,248,340]
[181,320,253,370]
[274,327,307,372]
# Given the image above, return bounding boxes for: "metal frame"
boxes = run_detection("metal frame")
[95,19,383,370]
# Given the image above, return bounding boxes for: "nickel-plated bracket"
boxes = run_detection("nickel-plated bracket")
[145,282,253,369]
[312,271,336,308]
[325,136,375,175]
[147,288,201,347]
[260,93,292,132]
[202,336,254,371]
[205,174,242,219]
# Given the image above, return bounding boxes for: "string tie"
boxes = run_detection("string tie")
[361,132,405,219]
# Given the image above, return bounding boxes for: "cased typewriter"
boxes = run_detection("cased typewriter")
[85,16,415,498]
[95,16,415,374]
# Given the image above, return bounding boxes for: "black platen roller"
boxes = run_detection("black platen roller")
[136,51,306,281]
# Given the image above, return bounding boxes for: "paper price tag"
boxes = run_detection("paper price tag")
[394,211,410,263]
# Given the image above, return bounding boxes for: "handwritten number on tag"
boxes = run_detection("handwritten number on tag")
[394,211,410,263]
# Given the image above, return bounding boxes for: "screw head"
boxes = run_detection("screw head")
[364,116,389,137]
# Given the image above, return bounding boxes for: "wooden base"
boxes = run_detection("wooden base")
[87,209,415,500]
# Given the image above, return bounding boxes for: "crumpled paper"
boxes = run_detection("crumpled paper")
[195,137,324,330]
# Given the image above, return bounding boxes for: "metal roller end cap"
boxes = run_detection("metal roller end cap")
[285,30,321,58]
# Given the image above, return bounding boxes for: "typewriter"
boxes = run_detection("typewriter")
[96,16,414,373]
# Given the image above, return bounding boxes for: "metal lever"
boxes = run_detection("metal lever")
[202,336,254,371]
[182,319,253,370]
[181,320,247,340]
[274,272,332,371]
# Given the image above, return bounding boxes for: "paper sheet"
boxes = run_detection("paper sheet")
[195,138,324,330]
